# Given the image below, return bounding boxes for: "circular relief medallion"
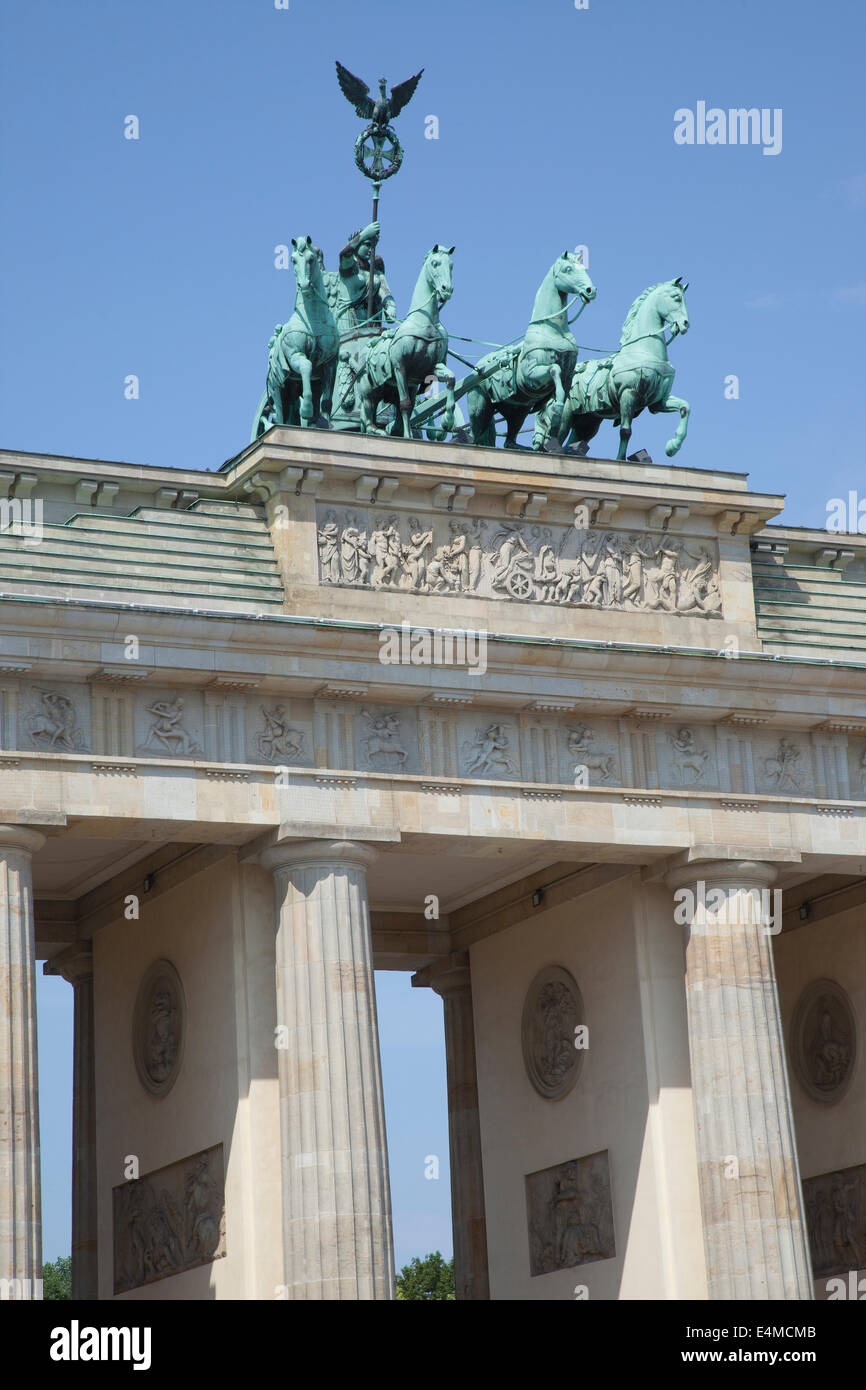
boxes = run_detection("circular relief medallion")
[132,959,186,1098]
[521,965,585,1100]
[791,978,857,1105]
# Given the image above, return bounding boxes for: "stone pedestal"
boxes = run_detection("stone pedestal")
[261,839,394,1299]
[666,859,814,1300]
[44,943,97,1299]
[0,826,44,1295]
[413,951,489,1300]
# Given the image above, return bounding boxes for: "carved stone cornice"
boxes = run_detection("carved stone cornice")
[720,712,771,728]
[207,676,262,692]
[317,682,368,699]
[89,666,152,684]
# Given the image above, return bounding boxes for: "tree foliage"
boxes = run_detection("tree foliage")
[42,1255,72,1300]
[396,1251,455,1300]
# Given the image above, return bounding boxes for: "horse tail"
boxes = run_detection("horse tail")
[250,389,271,443]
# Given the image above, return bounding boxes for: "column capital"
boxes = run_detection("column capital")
[0,825,45,857]
[259,838,378,876]
[664,858,779,893]
[258,834,378,878]
[43,941,93,986]
[412,951,470,998]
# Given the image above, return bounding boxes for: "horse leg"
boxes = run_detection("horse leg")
[532,399,555,451]
[288,352,314,426]
[501,404,529,450]
[318,360,336,427]
[616,388,640,460]
[270,375,287,426]
[392,356,413,438]
[355,373,373,434]
[556,394,574,448]
[467,387,495,448]
[570,414,602,449]
[541,363,565,449]
[653,393,691,457]
[434,363,456,433]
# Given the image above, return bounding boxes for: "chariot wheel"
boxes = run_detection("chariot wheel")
[507,568,534,599]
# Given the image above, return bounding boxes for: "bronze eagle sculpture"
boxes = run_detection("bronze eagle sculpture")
[335,61,424,130]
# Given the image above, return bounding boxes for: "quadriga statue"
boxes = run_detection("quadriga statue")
[467,252,596,450]
[251,235,339,439]
[354,244,456,437]
[534,278,691,460]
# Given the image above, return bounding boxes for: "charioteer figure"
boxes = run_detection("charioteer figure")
[335,221,396,333]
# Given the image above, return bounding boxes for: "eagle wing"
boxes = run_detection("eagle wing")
[389,68,424,119]
[336,61,374,119]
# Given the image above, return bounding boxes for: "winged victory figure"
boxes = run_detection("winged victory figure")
[335,61,424,130]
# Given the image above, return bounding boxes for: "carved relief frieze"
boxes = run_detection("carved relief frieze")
[113,1144,226,1294]
[252,703,309,764]
[2,673,866,806]
[135,692,203,759]
[133,959,185,1098]
[522,965,585,1100]
[25,684,89,752]
[660,725,715,787]
[804,1161,866,1278]
[848,739,866,799]
[756,736,808,795]
[526,1150,616,1277]
[460,720,517,779]
[315,504,723,617]
[791,978,857,1105]
[357,705,416,773]
[565,722,621,786]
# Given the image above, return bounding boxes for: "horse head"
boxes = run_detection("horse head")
[619,278,690,345]
[290,235,320,293]
[553,251,596,306]
[657,278,690,337]
[425,245,455,304]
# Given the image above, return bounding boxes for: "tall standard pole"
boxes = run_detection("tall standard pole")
[366,180,380,324]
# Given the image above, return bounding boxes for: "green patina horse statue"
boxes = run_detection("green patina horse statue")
[355,244,456,437]
[466,252,596,450]
[535,278,691,460]
[251,235,339,439]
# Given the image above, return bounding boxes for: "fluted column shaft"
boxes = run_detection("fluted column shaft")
[261,839,394,1300]
[0,826,44,1297]
[667,859,813,1300]
[44,944,97,1299]
[415,952,489,1300]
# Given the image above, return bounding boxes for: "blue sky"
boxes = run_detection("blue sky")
[5,0,865,1272]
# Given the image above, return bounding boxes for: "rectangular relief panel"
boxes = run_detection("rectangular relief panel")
[804,1162,866,1279]
[525,1149,615,1277]
[113,1143,226,1294]
[316,505,722,619]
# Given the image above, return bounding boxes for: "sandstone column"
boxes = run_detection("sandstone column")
[413,951,489,1300]
[44,943,97,1299]
[666,859,813,1300]
[261,839,394,1299]
[0,826,45,1296]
